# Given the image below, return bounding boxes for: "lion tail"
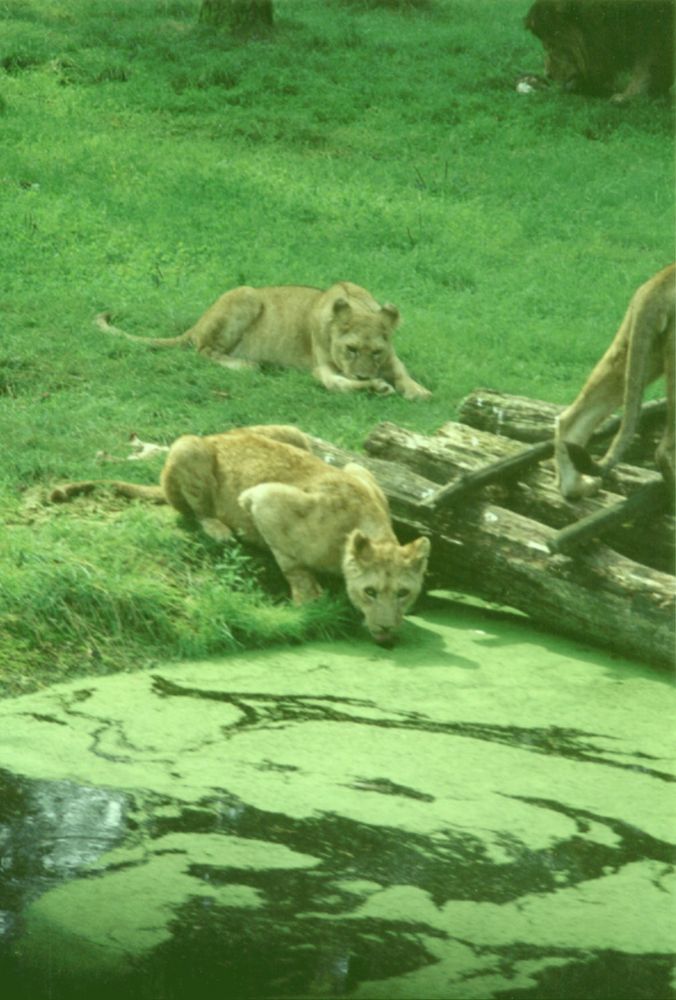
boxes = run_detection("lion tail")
[94,312,192,348]
[50,480,166,504]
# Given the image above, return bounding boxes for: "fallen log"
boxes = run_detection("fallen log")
[310,436,675,668]
[457,388,665,468]
[457,388,561,442]
[362,421,674,574]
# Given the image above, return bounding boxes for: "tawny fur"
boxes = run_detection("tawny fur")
[555,263,675,499]
[96,281,431,400]
[50,425,430,644]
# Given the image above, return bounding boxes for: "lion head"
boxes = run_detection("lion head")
[328,297,400,382]
[525,1,593,91]
[343,531,430,646]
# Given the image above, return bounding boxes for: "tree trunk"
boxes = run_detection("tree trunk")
[199,0,273,31]
[309,435,675,668]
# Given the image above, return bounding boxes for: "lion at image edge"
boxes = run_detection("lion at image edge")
[555,263,675,500]
[50,425,431,647]
[525,0,675,103]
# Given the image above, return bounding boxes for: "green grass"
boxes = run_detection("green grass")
[0,0,673,693]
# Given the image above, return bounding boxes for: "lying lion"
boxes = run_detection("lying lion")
[96,281,431,401]
[525,0,675,103]
[555,263,675,500]
[51,425,431,646]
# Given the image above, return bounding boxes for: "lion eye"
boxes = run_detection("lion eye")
[397,588,410,599]
[364,586,377,599]
[346,347,358,358]
[371,350,382,360]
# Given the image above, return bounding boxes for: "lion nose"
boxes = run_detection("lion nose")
[371,626,397,647]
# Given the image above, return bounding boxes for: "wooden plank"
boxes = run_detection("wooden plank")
[549,481,671,555]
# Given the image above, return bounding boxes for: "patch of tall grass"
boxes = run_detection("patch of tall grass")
[0,502,349,694]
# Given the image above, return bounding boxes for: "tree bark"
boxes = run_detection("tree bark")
[309,435,675,668]
[199,0,273,31]
[361,421,674,573]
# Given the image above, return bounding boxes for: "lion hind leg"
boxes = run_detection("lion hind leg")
[204,355,258,370]
[556,363,625,500]
[160,435,233,541]
[655,327,675,490]
[191,286,263,365]
[239,483,325,603]
[599,303,665,473]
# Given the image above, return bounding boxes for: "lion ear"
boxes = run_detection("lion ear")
[332,297,352,323]
[380,303,400,331]
[403,536,431,571]
[346,530,375,565]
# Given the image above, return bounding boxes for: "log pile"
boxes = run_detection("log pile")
[311,389,675,669]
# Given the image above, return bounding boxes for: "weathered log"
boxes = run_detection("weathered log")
[362,421,674,574]
[310,436,675,669]
[457,388,665,464]
[457,388,561,442]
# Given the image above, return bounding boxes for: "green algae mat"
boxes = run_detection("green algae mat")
[0,597,674,999]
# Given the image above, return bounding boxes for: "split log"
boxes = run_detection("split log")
[457,388,665,467]
[457,388,562,442]
[310,436,675,669]
[362,421,674,574]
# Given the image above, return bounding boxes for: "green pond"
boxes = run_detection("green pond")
[0,594,674,999]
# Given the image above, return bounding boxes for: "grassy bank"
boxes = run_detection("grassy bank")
[1,0,673,693]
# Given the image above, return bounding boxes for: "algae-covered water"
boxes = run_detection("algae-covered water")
[0,594,674,999]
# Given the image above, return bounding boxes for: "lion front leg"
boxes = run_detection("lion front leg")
[610,57,652,104]
[656,331,675,492]
[313,364,395,395]
[387,355,432,401]
[238,483,326,602]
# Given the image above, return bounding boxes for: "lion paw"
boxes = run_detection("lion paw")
[199,518,234,542]
[562,474,603,500]
[403,383,432,401]
[288,573,324,604]
[372,380,396,396]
